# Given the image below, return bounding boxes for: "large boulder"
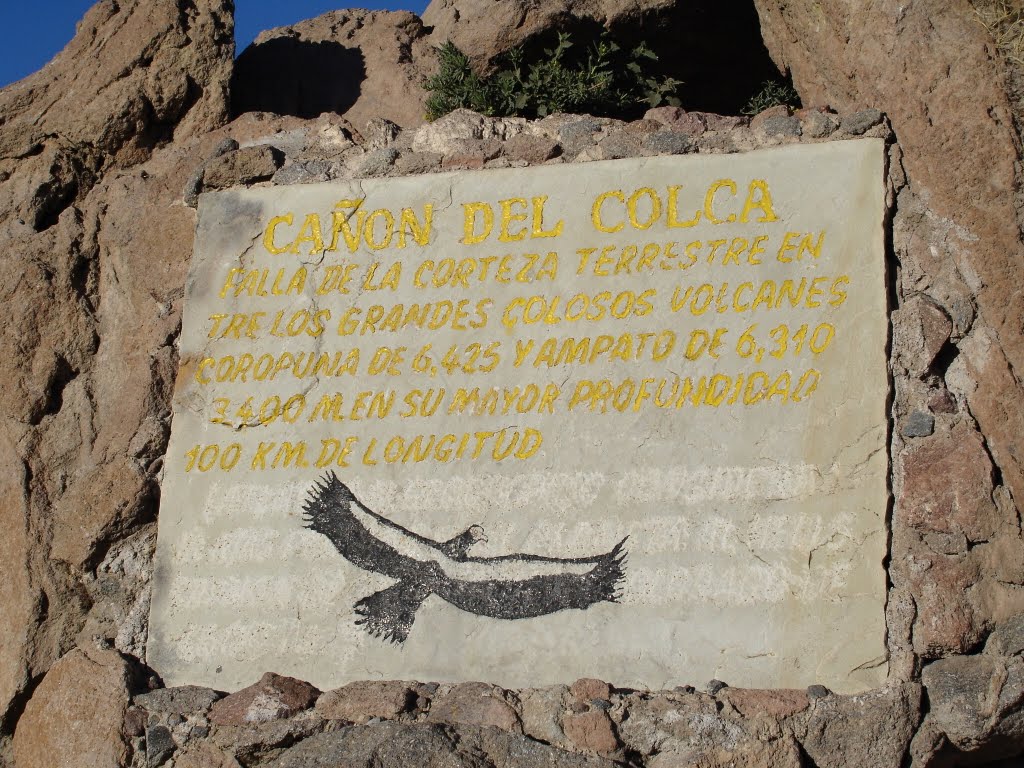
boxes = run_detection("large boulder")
[0,0,234,732]
[232,10,435,130]
[11,646,134,768]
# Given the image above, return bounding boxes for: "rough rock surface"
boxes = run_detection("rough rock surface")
[315,681,416,723]
[272,722,618,768]
[209,673,320,726]
[233,10,434,129]
[0,0,233,229]
[1,0,1023,765]
[11,646,134,768]
[0,0,235,736]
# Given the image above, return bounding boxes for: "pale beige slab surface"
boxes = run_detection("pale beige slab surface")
[149,140,889,693]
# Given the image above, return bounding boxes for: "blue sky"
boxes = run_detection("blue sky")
[0,1,428,88]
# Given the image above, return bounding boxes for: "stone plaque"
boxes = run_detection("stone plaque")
[149,139,889,693]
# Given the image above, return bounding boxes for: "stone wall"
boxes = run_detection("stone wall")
[0,0,1022,766]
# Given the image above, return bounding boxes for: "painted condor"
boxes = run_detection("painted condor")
[302,472,628,644]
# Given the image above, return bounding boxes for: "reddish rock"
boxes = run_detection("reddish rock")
[899,421,1001,543]
[643,107,708,137]
[427,682,521,732]
[892,296,953,377]
[12,647,133,768]
[908,550,984,657]
[316,681,415,723]
[562,709,620,755]
[570,678,612,704]
[209,673,320,726]
[503,134,561,163]
[721,688,810,719]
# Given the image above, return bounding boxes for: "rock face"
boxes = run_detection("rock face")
[0,0,234,736]
[11,646,134,768]
[209,673,320,726]
[0,0,1022,765]
[232,10,434,129]
[0,0,233,229]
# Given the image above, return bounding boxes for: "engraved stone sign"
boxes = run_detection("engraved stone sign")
[149,139,890,693]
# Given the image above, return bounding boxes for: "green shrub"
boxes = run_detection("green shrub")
[741,79,801,116]
[424,32,682,121]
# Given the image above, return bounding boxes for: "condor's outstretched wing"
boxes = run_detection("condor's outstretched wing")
[304,473,628,588]
[302,472,444,581]
[436,537,628,619]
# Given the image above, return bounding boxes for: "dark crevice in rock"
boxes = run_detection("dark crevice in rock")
[796,740,821,768]
[31,356,79,425]
[931,339,961,379]
[628,1,786,115]
[0,670,44,738]
[231,39,366,120]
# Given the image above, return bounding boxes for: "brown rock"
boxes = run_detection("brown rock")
[201,145,285,190]
[958,328,1024,521]
[721,688,809,719]
[427,682,521,732]
[0,0,232,227]
[0,0,233,730]
[643,107,708,137]
[918,653,1024,761]
[12,647,133,768]
[562,709,620,754]
[749,104,791,128]
[908,549,984,657]
[615,690,719,757]
[0,426,35,731]
[651,736,803,768]
[703,113,749,131]
[899,420,1001,543]
[503,134,561,163]
[799,684,922,768]
[274,721,619,767]
[124,704,147,737]
[233,10,434,129]
[175,742,244,768]
[441,137,505,169]
[316,681,415,723]
[892,296,953,377]
[520,686,570,749]
[570,678,612,704]
[209,672,320,726]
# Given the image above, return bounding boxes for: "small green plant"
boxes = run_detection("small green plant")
[424,32,682,121]
[741,79,801,116]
